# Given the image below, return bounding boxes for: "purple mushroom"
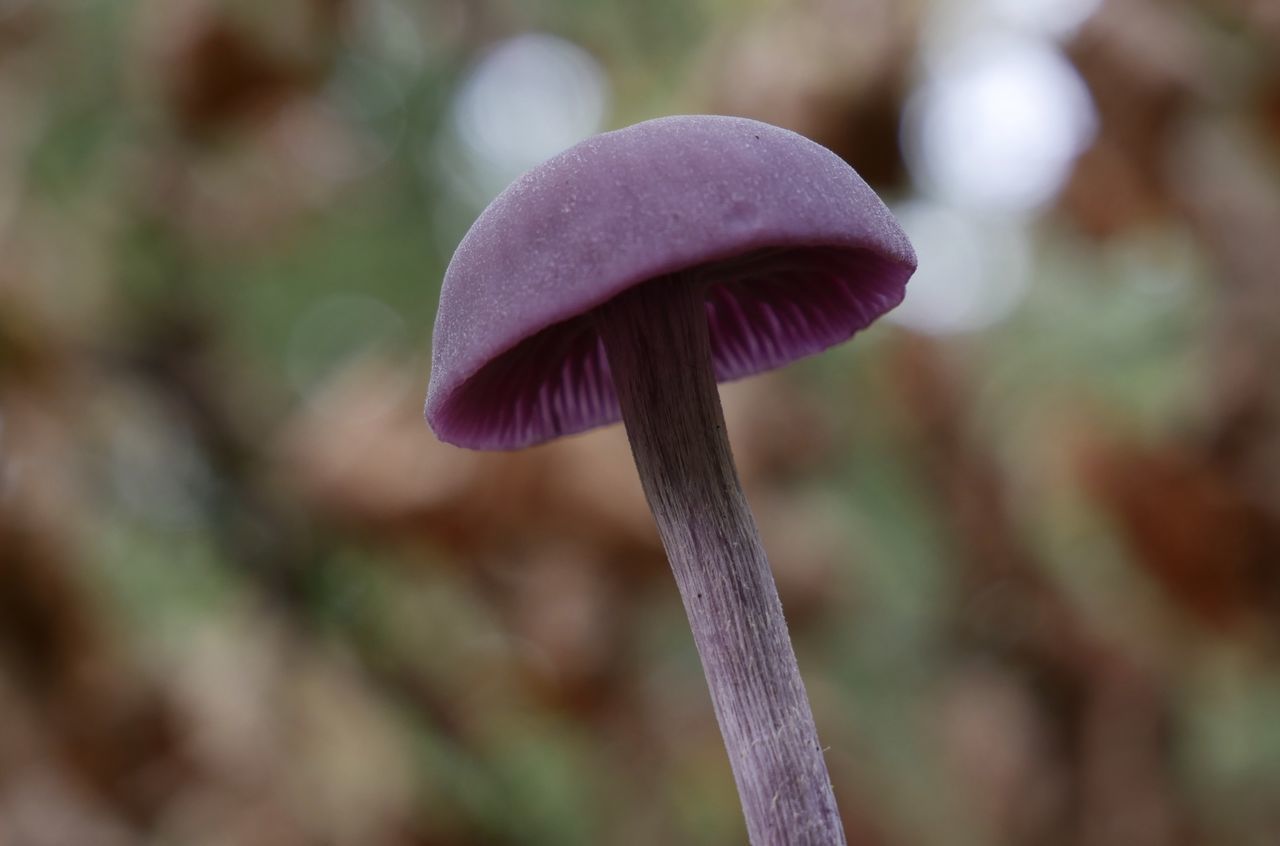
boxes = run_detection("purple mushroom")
[427,115,915,845]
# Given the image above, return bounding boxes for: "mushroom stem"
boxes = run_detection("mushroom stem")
[598,277,846,846]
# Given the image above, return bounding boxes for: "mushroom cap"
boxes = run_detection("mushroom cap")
[427,114,916,450]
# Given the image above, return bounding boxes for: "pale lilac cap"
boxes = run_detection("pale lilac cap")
[427,115,916,450]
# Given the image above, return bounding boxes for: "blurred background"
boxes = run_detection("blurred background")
[2,0,1280,844]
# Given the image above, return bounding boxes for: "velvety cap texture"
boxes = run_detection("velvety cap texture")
[427,114,916,450]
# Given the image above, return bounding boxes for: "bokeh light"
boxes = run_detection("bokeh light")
[887,200,1032,334]
[981,0,1104,39]
[440,33,610,205]
[904,32,1096,211]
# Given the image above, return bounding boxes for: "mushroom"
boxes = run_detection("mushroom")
[427,115,915,845]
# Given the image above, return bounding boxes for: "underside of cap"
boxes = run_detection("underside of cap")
[427,115,916,450]
[432,245,906,449]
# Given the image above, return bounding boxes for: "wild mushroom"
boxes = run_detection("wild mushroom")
[426,115,916,845]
